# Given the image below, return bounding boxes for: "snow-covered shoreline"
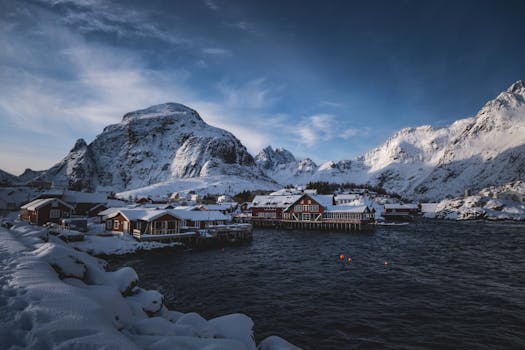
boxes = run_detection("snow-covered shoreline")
[426,181,525,221]
[0,222,300,349]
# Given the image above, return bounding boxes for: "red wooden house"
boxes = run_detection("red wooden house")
[282,194,334,221]
[20,198,73,226]
[250,195,302,221]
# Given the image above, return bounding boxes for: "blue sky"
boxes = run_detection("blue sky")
[1,0,524,175]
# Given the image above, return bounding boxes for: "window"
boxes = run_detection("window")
[114,220,119,229]
[309,205,319,212]
[62,211,70,218]
[106,221,112,230]
[50,209,60,218]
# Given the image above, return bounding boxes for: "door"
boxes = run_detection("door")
[123,221,129,234]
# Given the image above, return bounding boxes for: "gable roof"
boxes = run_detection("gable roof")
[251,195,302,208]
[21,198,74,211]
[325,205,371,213]
[283,194,334,212]
[384,203,419,210]
[169,209,230,221]
[309,194,334,207]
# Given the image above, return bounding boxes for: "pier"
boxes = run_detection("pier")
[132,223,253,247]
[251,219,372,232]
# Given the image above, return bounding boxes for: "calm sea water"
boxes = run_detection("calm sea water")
[109,220,525,349]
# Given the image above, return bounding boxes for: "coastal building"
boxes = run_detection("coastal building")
[250,195,302,221]
[334,194,361,205]
[20,198,73,226]
[101,207,249,244]
[382,203,420,221]
[250,193,373,231]
[105,209,181,235]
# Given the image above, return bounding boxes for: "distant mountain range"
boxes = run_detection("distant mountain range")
[3,81,525,201]
[256,81,525,200]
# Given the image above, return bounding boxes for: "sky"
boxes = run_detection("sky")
[1,0,525,175]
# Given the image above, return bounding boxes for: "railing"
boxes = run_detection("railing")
[150,228,179,235]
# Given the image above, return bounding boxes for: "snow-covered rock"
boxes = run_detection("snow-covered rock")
[258,335,303,350]
[433,181,525,220]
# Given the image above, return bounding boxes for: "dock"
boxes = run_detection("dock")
[131,223,253,247]
[251,219,372,232]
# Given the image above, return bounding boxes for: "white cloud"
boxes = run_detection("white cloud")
[218,78,280,110]
[293,114,361,146]
[201,47,231,56]
[341,128,357,139]
[41,0,188,45]
[203,0,219,11]
[0,7,282,170]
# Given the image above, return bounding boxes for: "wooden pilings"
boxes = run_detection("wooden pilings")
[251,220,371,232]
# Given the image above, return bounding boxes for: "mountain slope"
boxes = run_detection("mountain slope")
[35,103,276,193]
[259,81,525,200]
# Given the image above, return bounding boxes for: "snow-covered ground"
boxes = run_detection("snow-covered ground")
[0,222,300,349]
[116,174,279,200]
[427,181,525,221]
[70,233,183,256]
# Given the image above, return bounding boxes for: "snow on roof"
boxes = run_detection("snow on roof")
[107,208,230,222]
[169,209,230,221]
[21,198,74,211]
[325,205,370,213]
[384,203,419,209]
[251,195,302,208]
[309,194,334,207]
[62,190,107,204]
[201,203,236,211]
[108,209,165,222]
[335,194,361,200]
[269,188,303,196]
[97,207,127,217]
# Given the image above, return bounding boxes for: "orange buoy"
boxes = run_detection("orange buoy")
[339,254,345,260]
[347,257,352,262]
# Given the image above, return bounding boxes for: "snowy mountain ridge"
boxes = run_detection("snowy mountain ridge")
[257,80,525,200]
[27,103,277,194]
[2,81,524,200]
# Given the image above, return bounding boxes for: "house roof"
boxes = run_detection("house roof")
[97,207,126,217]
[108,209,161,222]
[106,208,230,222]
[251,195,302,208]
[325,205,371,213]
[21,198,74,211]
[201,203,236,211]
[310,194,334,207]
[384,203,419,210]
[169,209,230,221]
[335,194,361,200]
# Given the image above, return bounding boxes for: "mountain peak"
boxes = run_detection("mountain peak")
[71,138,87,152]
[255,146,297,170]
[507,80,525,94]
[121,103,203,124]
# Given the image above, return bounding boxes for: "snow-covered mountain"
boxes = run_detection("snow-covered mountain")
[254,147,318,185]
[2,81,524,199]
[0,169,17,185]
[258,81,525,200]
[33,103,277,194]
[16,169,46,184]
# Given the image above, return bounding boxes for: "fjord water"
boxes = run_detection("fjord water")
[111,221,525,349]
